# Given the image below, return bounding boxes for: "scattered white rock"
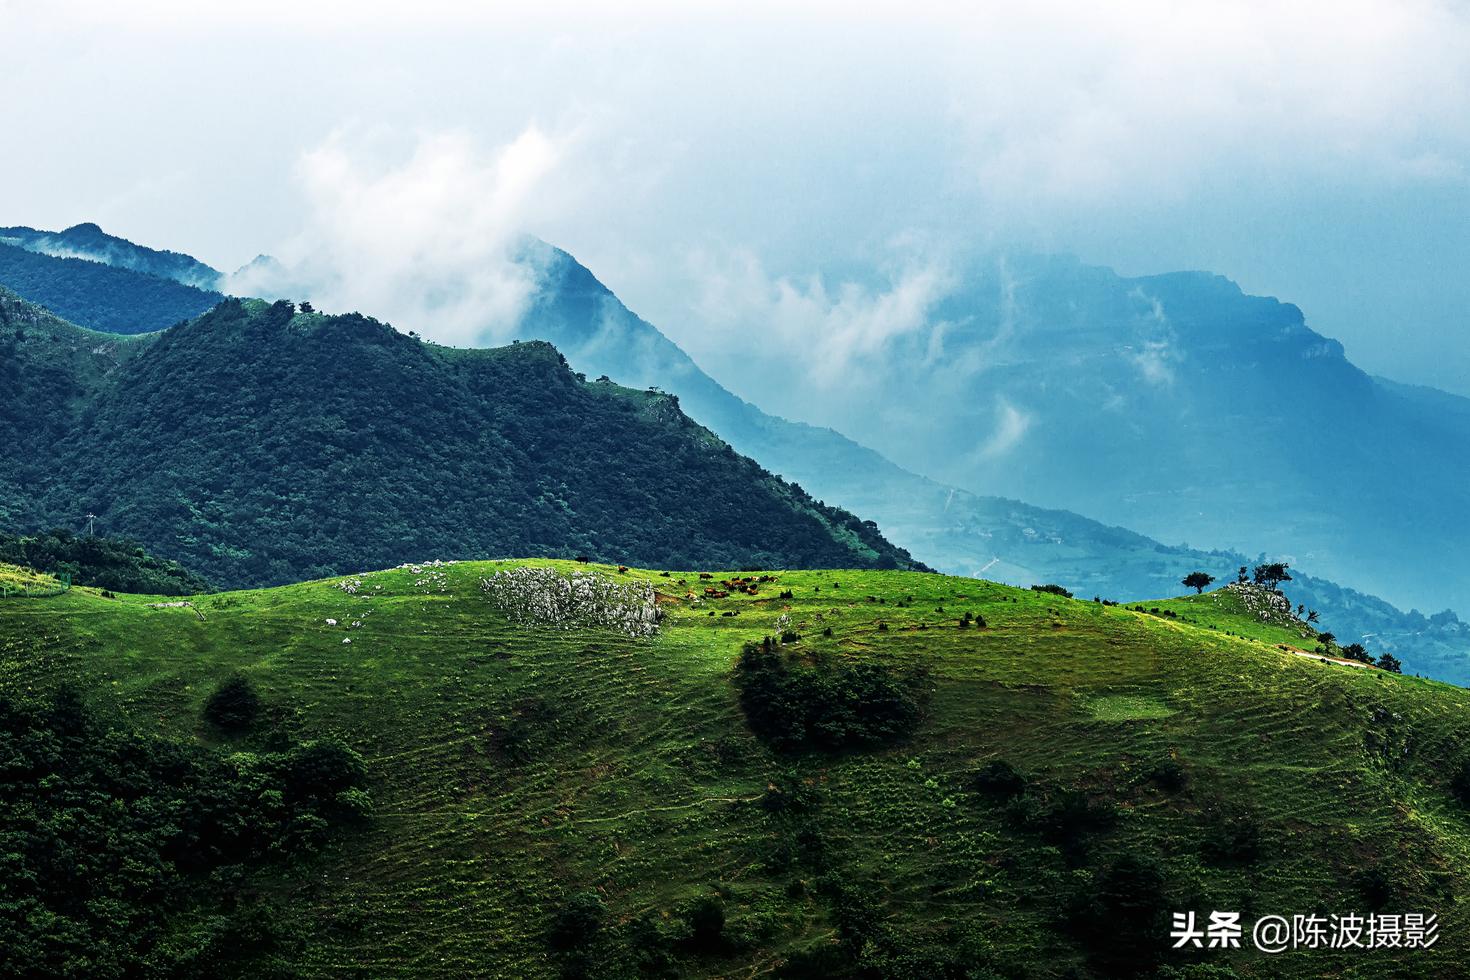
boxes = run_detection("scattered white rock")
[481,566,663,638]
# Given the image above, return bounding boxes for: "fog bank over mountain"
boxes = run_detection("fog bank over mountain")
[2,1,1468,393]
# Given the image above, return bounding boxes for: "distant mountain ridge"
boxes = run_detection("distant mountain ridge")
[0,222,223,289]
[0,288,920,586]
[499,244,1470,681]
[706,254,1470,615]
[0,236,221,333]
[3,223,1466,681]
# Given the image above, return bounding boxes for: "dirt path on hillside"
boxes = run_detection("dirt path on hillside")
[1287,647,1373,668]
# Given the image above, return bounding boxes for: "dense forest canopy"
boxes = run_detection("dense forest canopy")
[0,530,210,595]
[0,241,220,334]
[0,296,920,587]
[0,687,368,978]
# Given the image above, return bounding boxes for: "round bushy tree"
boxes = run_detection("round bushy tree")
[548,891,607,950]
[283,739,367,802]
[203,674,261,731]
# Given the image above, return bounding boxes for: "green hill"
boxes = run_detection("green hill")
[3,561,1467,977]
[0,222,224,289]
[0,529,210,595]
[0,292,919,586]
[0,240,221,333]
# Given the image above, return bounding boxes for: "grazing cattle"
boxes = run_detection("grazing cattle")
[617,565,629,574]
[699,573,713,580]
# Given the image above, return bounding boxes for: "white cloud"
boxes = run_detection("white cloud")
[1125,290,1177,386]
[974,398,1032,461]
[231,127,578,345]
[1130,341,1176,387]
[942,0,1470,219]
[5,0,1469,394]
[682,248,951,392]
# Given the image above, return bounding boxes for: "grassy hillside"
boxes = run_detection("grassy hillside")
[1,294,920,586]
[0,561,60,593]
[3,562,1468,977]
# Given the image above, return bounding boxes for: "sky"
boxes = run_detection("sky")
[2,0,1468,394]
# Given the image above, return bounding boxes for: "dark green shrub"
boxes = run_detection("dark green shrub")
[1004,786,1117,864]
[1068,855,1172,976]
[1452,760,1470,806]
[1148,757,1188,792]
[969,760,1027,800]
[1355,865,1396,911]
[761,774,822,815]
[204,674,262,731]
[735,640,927,751]
[1030,583,1073,599]
[681,895,727,953]
[1200,802,1263,866]
[1035,790,1116,852]
[619,912,682,977]
[775,944,852,978]
[283,739,367,802]
[548,891,607,950]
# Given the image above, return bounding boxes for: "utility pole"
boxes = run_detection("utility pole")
[85,513,96,537]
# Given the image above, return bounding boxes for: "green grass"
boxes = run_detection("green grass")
[0,561,59,594]
[3,561,1469,977]
[1145,584,1321,649]
[1085,693,1177,721]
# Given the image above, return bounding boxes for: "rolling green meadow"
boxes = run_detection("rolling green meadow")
[4,560,1469,977]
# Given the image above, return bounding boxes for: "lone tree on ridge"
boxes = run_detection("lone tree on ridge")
[1182,571,1216,594]
[1252,562,1292,592]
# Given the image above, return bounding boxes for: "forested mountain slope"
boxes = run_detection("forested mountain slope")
[0,221,223,288]
[0,293,919,586]
[0,240,221,333]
